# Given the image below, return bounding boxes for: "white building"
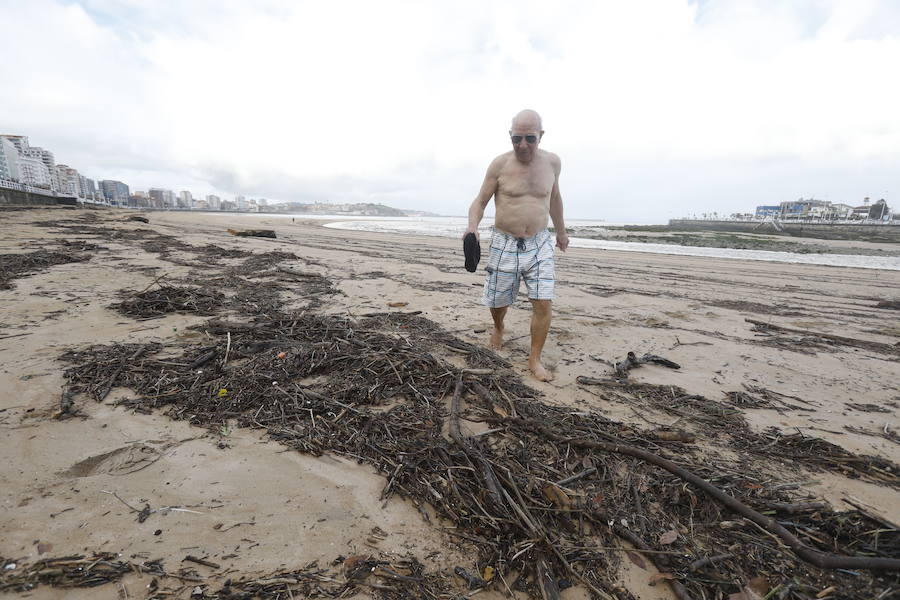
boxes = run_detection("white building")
[1,135,28,155]
[148,188,176,208]
[79,176,98,200]
[823,203,853,220]
[206,194,221,210]
[178,190,193,208]
[0,136,64,192]
[1,136,52,190]
[21,147,58,191]
[19,155,52,189]
[0,137,21,181]
[38,149,58,191]
[235,195,249,211]
[56,165,81,196]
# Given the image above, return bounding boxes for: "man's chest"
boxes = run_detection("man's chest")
[498,163,554,198]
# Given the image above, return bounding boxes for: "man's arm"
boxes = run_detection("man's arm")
[549,155,568,251]
[465,156,503,239]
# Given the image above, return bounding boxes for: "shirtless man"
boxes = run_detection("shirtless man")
[464,109,568,382]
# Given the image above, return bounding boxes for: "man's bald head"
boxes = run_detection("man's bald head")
[509,110,543,163]
[511,109,543,132]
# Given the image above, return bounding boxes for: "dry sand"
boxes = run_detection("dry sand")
[1,208,898,599]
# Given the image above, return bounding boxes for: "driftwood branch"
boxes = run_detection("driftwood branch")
[535,554,560,600]
[449,378,505,512]
[99,347,146,401]
[450,381,611,598]
[689,553,733,571]
[501,416,900,572]
[615,351,681,378]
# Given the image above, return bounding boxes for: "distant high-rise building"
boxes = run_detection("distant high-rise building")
[148,188,176,208]
[148,188,165,208]
[178,190,193,208]
[128,193,147,208]
[235,195,249,211]
[22,148,57,191]
[0,135,29,155]
[0,137,21,181]
[18,155,53,189]
[101,180,130,205]
[206,194,221,210]
[56,165,80,196]
[37,149,58,191]
[0,136,60,191]
[79,175,98,200]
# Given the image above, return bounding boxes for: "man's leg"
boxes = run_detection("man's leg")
[528,299,552,381]
[489,306,508,350]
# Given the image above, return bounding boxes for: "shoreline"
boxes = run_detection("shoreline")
[1,207,898,600]
[567,226,900,257]
[319,219,900,270]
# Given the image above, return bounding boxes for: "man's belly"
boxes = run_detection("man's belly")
[494,209,550,238]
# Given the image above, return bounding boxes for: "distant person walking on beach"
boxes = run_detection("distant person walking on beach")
[464,109,568,381]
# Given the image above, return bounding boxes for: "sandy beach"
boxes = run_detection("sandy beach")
[1,207,898,600]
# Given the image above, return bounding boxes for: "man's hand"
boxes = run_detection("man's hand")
[463,228,480,241]
[556,233,569,252]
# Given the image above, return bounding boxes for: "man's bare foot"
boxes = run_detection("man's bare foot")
[490,327,504,350]
[529,359,553,382]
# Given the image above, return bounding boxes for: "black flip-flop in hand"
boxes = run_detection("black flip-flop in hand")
[463,232,481,272]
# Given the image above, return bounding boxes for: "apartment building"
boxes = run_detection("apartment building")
[148,188,176,208]
[100,180,131,205]
[56,164,81,196]
[0,137,21,181]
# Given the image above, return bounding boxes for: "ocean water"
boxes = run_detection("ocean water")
[247,214,900,271]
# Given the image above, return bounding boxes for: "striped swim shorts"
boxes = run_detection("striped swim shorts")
[482,228,555,308]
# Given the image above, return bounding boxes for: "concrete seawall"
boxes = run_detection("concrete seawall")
[0,187,78,207]
[668,219,900,242]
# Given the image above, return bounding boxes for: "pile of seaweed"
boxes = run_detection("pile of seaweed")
[55,310,900,599]
[0,250,91,290]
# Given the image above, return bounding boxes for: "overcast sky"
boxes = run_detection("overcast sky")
[2,0,899,222]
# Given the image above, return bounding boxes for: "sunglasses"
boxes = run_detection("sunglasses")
[511,134,538,144]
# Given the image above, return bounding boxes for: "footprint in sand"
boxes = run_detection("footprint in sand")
[59,439,182,477]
